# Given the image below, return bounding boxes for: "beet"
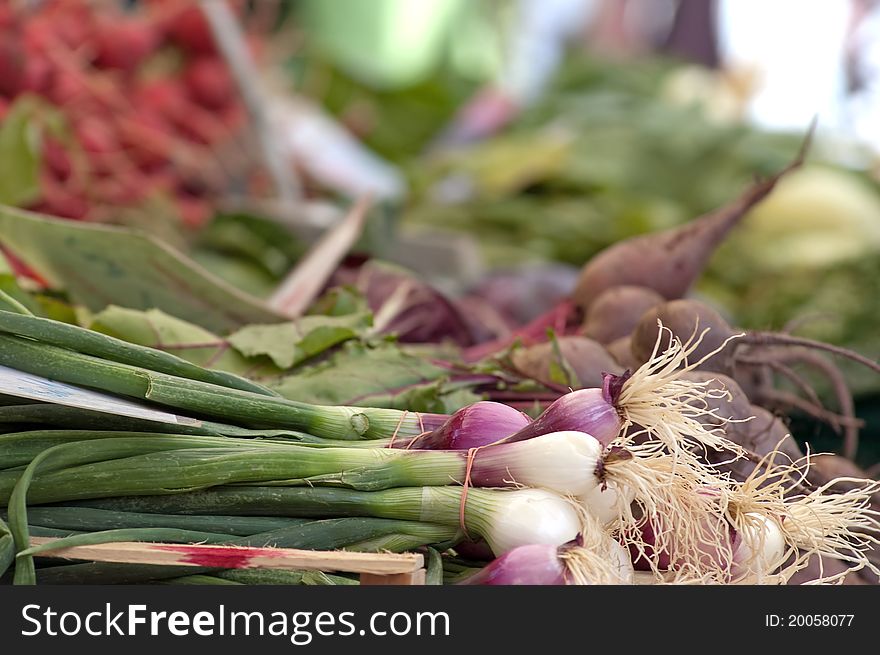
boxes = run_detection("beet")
[630,299,736,372]
[510,336,622,389]
[341,261,475,347]
[582,285,664,345]
[571,143,808,312]
[606,335,639,369]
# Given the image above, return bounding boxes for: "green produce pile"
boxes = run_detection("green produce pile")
[0,198,878,586]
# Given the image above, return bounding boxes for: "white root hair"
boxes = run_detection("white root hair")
[616,321,748,465]
[722,445,880,584]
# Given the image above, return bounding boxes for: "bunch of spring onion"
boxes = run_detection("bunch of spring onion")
[2,299,877,586]
[611,446,880,584]
[0,305,743,461]
[455,513,635,585]
[1,428,720,583]
[387,325,749,494]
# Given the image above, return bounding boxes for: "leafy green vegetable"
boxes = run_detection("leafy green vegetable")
[0,205,284,333]
[227,313,372,369]
[0,95,53,206]
[90,306,258,376]
[270,340,459,406]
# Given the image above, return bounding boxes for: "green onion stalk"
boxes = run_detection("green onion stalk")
[16,507,310,536]
[5,432,735,559]
[68,485,584,559]
[17,519,459,565]
[0,429,325,472]
[0,404,295,437]
[0,308,276,396]
[0,516,13,578]
[0,334,449,440]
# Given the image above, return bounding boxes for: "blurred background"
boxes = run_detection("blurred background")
[1,0,880,467]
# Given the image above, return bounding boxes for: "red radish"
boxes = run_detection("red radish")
[45,7,92,50]
[48,72,89,106]
[0,41,27,96]
[75,117,120,155]
[31,175,90,220]
[152,0,246,54]
[22,55,54,96]
[570,142,809,312]
[92,16,158,73]
[184,57,234,109]
[0,5,17,30]
[175,195,212,228]
[220,102,246,130]
[161,4,217,55]
[21,17,53,54]
[42,137,73,181]
[134,79,190,123]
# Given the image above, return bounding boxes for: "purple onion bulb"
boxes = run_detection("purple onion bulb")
[396,401,531,450]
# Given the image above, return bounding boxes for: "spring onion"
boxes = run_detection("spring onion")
[68,485,583,557]
[0,308,276,396]
[0,333,448,440]
[502,326,743,460]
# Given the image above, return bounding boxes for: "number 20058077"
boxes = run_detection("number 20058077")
[765,615,854,627]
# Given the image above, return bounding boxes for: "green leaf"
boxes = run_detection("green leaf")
[546,331,579,389]
[90,305,264,376]
[0,96,45,206]
[227,313,372,369]
[307,286,369,317]
[388,378,482,413]
[0,250,77,321]
[0,206,285,333]
[269,341,452,406]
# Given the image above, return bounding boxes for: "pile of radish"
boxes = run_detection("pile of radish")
[0,0,253,226]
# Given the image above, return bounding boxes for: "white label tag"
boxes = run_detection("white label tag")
[0,364,202,426]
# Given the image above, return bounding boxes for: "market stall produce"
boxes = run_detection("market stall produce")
[0,0,878,587]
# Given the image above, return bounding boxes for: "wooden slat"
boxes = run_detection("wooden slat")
[29,537,424,577]
[361,569,427,586]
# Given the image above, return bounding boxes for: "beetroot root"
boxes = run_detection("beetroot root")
[510,336,622,389]
[630,299,738,371]
[582,285,664,345]
[570,138,809,312]
[606,335,639,370]
[680,371,804,479]
[633,298,869,459]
